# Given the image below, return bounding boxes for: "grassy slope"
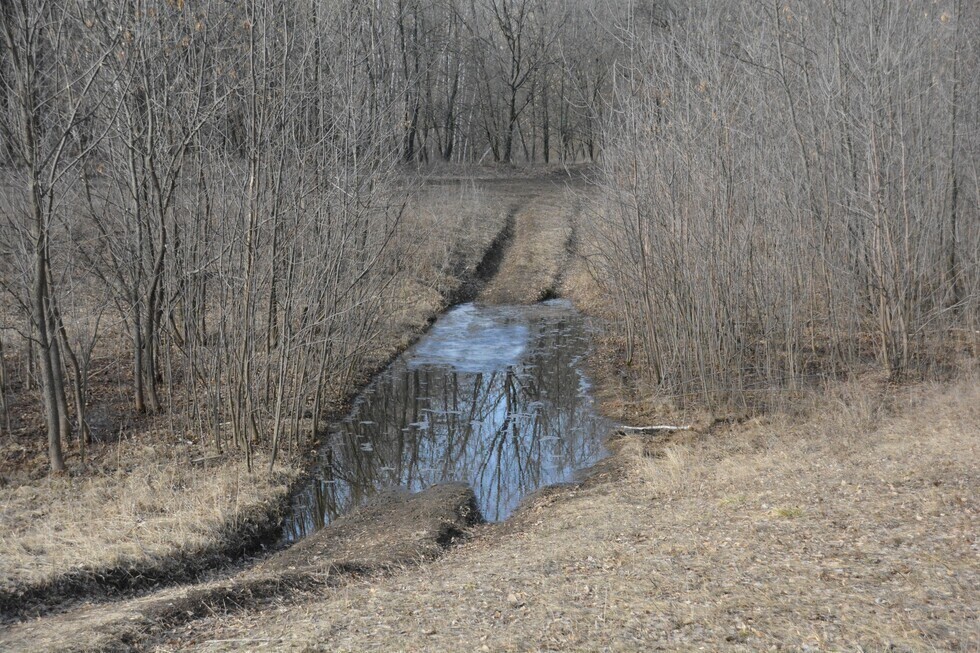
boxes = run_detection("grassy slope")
[3,172,976,651]
[0,484,481,653]
[0,442,303,613]
[154,375,978,653]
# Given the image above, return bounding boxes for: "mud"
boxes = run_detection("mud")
[282,299,611,539]
[0,484,481,653]
[0,179,519,622]
[0,169,595,649]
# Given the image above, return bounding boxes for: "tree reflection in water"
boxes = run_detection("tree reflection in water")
[283,300,610,541]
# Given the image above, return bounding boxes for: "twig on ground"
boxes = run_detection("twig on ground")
[618,424,692,432]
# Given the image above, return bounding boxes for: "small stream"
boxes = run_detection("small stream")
[282,299,611,542]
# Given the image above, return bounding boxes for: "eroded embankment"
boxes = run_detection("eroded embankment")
[0,494,289,625]
[144,372,980,653]
[0,484,481,653]
[126,199,977,653]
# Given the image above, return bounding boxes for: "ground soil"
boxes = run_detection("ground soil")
[475,174,579,305]
[1,168,976,652]
[146,376,978,653]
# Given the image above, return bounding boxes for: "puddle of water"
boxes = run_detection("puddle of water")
[282,299,611,542]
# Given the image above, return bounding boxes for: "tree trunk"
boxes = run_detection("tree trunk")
[3,1,67,472]
[0,336,10,436]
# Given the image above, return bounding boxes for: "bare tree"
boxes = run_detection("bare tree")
[589,0,979,407]
[0,0,119,471]
[0,332,10,436]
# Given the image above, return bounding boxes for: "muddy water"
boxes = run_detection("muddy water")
[282,300,611,541]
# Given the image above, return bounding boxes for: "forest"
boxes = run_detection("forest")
[0,0,980,464]
[590,0,979,406]
[0,0,636,474]
[3,0,975,474]
[0,1,978,648]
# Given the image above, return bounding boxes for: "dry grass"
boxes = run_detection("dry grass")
[5,173,975,651]
[138,197,977,652]
[387,182,506,339]
[0,438,301,595]
[149,375,978,652]
[478,181,575,305]
[0,484,480,653]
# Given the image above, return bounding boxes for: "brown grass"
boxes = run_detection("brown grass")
[386,182,506,341]
[0,484,480,653]
[146,374,978,652]
[4,173,975,651]
[0,439,301,597]
[477,180,576,305]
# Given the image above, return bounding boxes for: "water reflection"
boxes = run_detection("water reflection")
[283,300,610,542]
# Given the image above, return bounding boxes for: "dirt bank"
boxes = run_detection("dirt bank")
[0,449,302,623]
[7,171,973,652]
[141,215,976,652]
[0,168,583,628]
[0,484,481,652]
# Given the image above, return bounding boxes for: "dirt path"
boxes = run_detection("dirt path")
[150,377,979,653]
[476,179,577,305]
[2,171,977,652]
[0,170,588,651]
[0,485,480,652]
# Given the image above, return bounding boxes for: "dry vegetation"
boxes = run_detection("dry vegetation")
[0,173,975,652]
[135,372,978,652]
[589,0,979,406]
[2,0,616,480]
[0,442,300,601]
[0,179,507,615]
[350,181,511,358]
[1,0,977,649]
[0,484,481,653]
[477,178,577,305]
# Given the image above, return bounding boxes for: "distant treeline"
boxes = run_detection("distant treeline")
[0,0,640,168]
[2,0,977,474]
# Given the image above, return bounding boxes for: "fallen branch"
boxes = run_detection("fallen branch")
[619,424,692,432]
